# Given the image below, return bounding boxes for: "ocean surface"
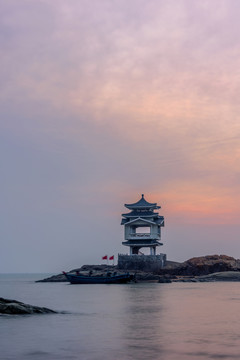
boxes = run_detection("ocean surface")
[1,274,240,360]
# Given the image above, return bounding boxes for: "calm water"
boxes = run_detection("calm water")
[1,274,240,360]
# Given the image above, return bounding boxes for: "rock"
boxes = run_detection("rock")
[171,271,240,283]
[80,265,116,272]
[197,271,240,282]
[0,298,56,315]
[135,272,160,281]
[36,273,67,282]
[36,265,117,283]
[36,255,240,283]
[158,276,172,283]
[160,255,240,276]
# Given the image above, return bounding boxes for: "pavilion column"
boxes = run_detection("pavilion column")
[130,247,133,255]
[150,247,156,255]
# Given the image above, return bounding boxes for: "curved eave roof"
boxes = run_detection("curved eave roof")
[122,240,163,247]
[121,215,164,226]
[124,217,157,226]
[125,194,161,210]
[122,210,159,218]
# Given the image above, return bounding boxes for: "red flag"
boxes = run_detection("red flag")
[109,255,114,260]
[102,255,108,260]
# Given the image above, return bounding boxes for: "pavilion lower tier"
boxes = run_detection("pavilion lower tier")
[122,240,163,255]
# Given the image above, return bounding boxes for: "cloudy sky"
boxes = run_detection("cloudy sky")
[1,0,240,272]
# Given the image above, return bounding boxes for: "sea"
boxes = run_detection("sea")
[1,274,240,360]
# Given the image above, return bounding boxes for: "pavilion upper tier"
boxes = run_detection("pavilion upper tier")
[124,194,160,211]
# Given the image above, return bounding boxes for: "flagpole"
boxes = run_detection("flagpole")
[102,255,108,264]
[109,255,114,265]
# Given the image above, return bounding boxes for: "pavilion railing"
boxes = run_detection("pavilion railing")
[129,233,151,237]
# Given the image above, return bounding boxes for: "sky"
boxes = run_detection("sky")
[1,0,240,272]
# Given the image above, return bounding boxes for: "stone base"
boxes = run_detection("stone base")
[118,254,167,272]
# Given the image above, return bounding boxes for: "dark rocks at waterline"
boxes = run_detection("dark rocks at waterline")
[158,275,175,283]
[136,271,240,283]
[37,268,175,283]
[135,272,163,282]
[199,271,240,282]
[36,263,179,283]
[36,255,240,283]
[36,273,67,282]
[0,298,56,315]
[174,271,240,283]
[36,265,117,283]
[37,267,163,283]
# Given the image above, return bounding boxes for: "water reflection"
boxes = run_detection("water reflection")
[2,278,240,360]
[117,282,240,360]
[121,283,165,359]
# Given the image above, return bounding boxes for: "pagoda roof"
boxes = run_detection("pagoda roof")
[125,194,160,210]
[122,210,159,218]
[156,217,164,225]
[123,217,157,226]
[121,214,164,226]
[122,240,162,247]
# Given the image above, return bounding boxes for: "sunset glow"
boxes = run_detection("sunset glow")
[1,0,240,271]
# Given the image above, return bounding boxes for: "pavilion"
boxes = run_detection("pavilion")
[121,194,165,255]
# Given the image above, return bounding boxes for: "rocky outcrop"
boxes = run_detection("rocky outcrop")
[36,265,116,282]
[37,266,162,283]
[36,255,240,283]
[160,255,240,276]
[197,271,240,282]
[172,271,240,283]
[36,273,67,282]
[0,298,56,315]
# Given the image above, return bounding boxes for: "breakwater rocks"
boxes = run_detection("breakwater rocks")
[36,265,117,283]
[0,298,56,315]
[173,271,240,283]
[160,255,240,276]
[37,265,165,283]
[37,255,240,283]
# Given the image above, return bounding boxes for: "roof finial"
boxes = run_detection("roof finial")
[141,194,144,198]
